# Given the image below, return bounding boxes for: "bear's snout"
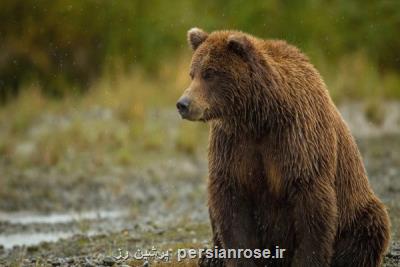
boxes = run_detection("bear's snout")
[177,84,208,121]
[176,96,191,118]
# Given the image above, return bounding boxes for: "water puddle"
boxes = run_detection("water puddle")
[0,210,125,225]
[0,232,72,249]
[0,210,127,249]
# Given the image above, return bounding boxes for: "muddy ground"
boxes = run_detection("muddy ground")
[0,104,400,267]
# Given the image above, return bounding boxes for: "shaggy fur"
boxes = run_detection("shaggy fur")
[176,28,390,267]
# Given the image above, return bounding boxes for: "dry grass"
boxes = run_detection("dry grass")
[0,55,208,170]
[0,52,399,169]
[314,51,400,103]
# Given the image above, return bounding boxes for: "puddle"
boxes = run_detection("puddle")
[0,210,126,225]
[0,210,127,249]
[0,232,73,249]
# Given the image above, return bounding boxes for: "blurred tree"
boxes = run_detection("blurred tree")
[0,0,399,102]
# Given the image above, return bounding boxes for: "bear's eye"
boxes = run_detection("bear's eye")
[202,68,217,80]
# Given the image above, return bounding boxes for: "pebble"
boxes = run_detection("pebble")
[51,258,62,266]
[102,256,116,266]
[65,257,75,263]
[387,248,400,259]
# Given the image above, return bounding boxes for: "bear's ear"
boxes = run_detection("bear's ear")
[187,27,208,50]
[227,34,253,59]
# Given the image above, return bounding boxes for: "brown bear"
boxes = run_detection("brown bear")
[176,28,390,267]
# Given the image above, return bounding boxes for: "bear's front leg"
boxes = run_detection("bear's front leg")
[290,179,338,267]
[198,208,224,267]
[207,184,259,267]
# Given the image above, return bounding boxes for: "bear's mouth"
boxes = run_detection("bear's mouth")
[178,106,211,122]
[178,109,203,121]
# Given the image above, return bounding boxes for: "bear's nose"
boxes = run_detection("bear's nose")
[176,97,190,115]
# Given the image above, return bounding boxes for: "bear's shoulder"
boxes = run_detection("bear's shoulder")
[259,39,309,63]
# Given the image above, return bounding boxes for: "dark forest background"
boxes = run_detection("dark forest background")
[1,0,400,102]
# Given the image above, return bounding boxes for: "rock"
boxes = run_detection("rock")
[102,256,116,266]
[65,257,75,263]
[51,258,62,266]
[387,248,400,259]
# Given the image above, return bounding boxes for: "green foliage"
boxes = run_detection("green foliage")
[0,0,400,101]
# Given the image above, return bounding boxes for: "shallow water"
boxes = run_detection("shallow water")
[0,232,73,249]
[0,210,125,225]
[0,210,127,249]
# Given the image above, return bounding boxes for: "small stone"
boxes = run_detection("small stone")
[51,258,62,266]
[102,256,116,266]
[65,257,74,263]
[387,249,400,259]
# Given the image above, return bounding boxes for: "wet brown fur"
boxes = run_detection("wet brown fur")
[179,28,390,267]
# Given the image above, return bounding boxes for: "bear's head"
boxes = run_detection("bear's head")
[177,28,272,127]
